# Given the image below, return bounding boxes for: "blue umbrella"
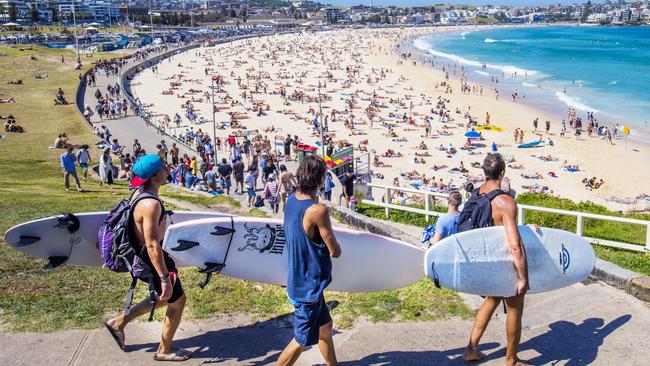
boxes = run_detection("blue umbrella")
[492,142,498,152]
[465,131,481,139]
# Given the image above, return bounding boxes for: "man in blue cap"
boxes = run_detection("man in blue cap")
[104,154,191,361]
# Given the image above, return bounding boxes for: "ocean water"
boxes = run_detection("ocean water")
[414,26,650,139]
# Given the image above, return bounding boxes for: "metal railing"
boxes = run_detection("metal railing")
[517,204,650,253]
[361,182,450,223]
[360,182,650,253]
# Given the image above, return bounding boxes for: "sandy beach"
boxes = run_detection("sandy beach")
[129,26,650,212]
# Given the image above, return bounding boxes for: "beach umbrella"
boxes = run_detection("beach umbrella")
[465,131,481,139]
[491,142,498,152]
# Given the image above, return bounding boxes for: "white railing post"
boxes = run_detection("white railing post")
[646,224,650,253]
[385,187,391,217]
[425,193,430,223]
[517,206,524,226]
[576,215,584,237]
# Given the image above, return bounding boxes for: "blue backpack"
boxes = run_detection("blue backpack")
[456,188,506,233]
[420,225,436,243]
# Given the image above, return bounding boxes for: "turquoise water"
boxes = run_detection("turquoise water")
[414,26,650,137]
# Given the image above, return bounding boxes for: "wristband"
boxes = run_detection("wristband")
[160,274,170,282]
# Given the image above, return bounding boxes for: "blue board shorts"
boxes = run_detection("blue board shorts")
[290,296,332,347]
[79,163,88,171]
[247,187,255,198]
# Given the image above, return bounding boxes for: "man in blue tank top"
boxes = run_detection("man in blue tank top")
[276,155,342,366]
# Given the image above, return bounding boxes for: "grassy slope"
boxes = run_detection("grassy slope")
[0,46,471,332]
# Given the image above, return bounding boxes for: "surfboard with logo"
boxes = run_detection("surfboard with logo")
[424,226,595,296]
[3,211,232,269]
[162,217,425,292]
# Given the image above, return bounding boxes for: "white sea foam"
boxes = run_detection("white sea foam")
[460,31,471,39]
[484,38,514,43]
[522,82,536,87]
[555,91,599,113]
[413,38,540,77]
[475,70,490,76]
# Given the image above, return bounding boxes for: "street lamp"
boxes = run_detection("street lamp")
[211,75,218,163]
[72,2,81,66]
[318,81,325,157]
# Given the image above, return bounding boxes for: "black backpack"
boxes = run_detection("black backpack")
[456,188,506,233]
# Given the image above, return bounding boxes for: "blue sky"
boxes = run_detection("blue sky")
[325,1,599,6]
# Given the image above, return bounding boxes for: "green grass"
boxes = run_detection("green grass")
[594,245,650,276]
[0,45,470,332]
[356,202,447,228]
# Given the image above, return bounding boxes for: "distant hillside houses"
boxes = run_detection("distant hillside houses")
[1,0,649,25]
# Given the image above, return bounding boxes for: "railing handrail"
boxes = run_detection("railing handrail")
[518,204,649,226]
[366,182,450,199]
[360,182,650,252]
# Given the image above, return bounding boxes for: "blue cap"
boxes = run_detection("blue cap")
[131,154,164,187]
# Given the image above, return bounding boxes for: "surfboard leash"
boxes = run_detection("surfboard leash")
[199,217,236,289]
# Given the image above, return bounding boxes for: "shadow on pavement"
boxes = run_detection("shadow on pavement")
[485,314,632,365]
[337,343,500,365]
[124,315,296,364]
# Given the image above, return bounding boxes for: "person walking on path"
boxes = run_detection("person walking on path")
[217,158,233,195]
[98,148,114,189]
[340,168,356,208]
[233,156,245,194]
[276,155,341,366]
[279,164,297,212]
[428,191,462,246]
[462,153,530,366]
[104,155,191,361]
[76,144,92,182]
[60,146,82,192]
[244,166,256,207]
[264,173,281,214]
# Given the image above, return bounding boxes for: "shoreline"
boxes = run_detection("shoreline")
[128,26,650,212]
[406,25,650,145]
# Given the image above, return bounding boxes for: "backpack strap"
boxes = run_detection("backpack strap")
[485,189,506,201]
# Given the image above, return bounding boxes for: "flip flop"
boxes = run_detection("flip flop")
[153,348,192,362]
[104,322,125,351]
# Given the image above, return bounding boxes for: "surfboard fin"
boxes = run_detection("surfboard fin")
[43,256,68,270]
[16,235,41,246]
[198,262,226,289]
[210,226,236,236]
[171,240,199,251]
[54,213,80,234]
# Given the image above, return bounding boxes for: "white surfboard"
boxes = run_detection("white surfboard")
[3,211,232,269]
[424,226,595,297]
[162,217,424,292]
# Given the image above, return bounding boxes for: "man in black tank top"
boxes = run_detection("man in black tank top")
[463,153,530,366]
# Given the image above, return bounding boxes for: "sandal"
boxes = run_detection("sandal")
[153,348,192,362]
[104,322,125,351]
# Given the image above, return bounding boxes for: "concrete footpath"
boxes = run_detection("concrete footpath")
[1,279,649,365]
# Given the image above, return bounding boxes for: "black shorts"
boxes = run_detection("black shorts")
[144,274,184,304]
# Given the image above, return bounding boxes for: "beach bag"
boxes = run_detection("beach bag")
[456,188,505,233]
[98,191,163,321]
[420,225,436,243]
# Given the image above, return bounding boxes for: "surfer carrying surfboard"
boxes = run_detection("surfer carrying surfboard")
[277,155,342,366]
[461,153,530,366]
[104,155,191,362]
